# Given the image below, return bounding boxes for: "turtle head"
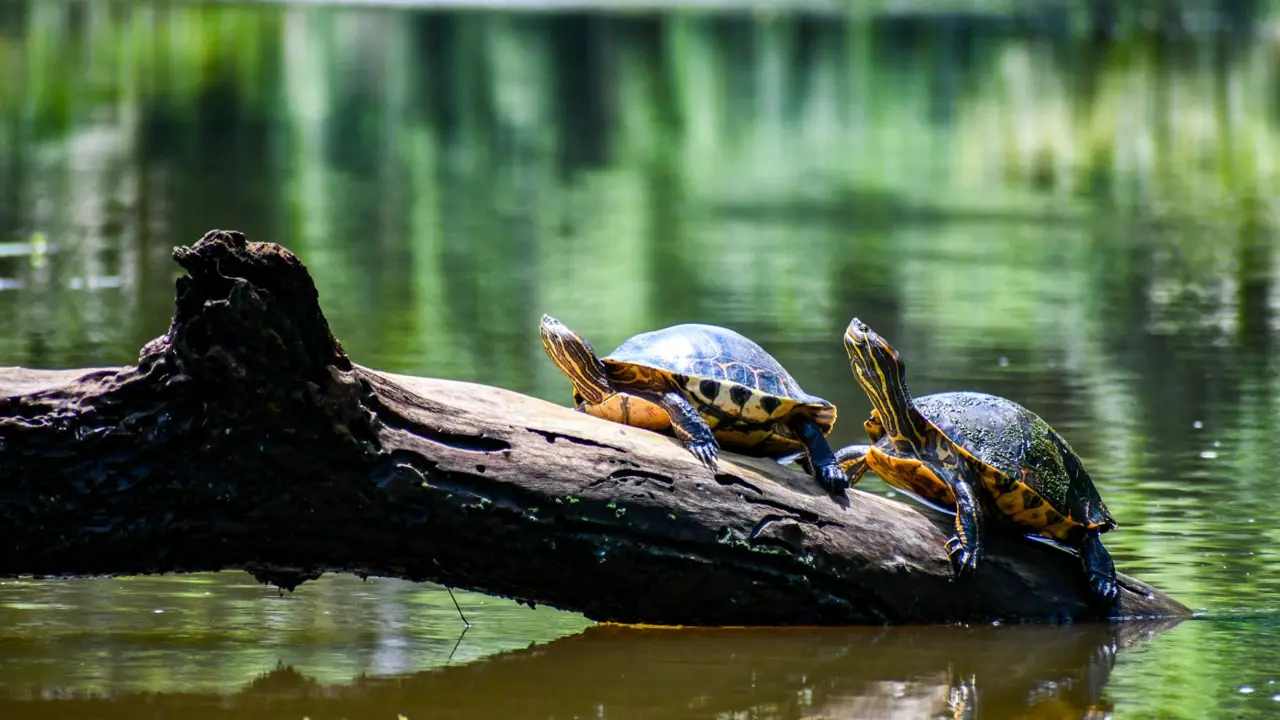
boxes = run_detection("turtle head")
[843,317,922,449]
[843,317,906,394]
[540,314,613,406]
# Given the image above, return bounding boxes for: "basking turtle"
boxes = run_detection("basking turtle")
[835,317,1119,601]
[539,315,847,492]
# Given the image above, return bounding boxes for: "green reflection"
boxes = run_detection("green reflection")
[0,574,590,693]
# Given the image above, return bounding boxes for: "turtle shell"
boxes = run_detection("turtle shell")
[599,324,837,454]
[912,391,1115,543]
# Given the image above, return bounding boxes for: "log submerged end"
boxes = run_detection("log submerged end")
[0,230,1194,626]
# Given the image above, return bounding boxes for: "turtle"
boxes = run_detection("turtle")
[539,314,847,492]
[834,317,1119,602]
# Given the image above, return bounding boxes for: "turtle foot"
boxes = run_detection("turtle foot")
[1080,533,1119,604]
[1087,570,1119,603]
[686,441,719,472]
[944,536,981,579]
[815,462,849,494]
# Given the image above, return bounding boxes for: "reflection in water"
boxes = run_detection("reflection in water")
[0,574,590,693]
[4,1,1280,718]
[0,618,1180,719]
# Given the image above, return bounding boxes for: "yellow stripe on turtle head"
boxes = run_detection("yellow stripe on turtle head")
[843,317,927,452]
[540,315,613,406]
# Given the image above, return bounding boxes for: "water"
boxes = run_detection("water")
[2,0,1280,717]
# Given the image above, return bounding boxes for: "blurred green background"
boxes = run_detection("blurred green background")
[2,1,1280,718]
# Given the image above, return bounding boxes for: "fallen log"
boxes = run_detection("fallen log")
[0,230,1190,625]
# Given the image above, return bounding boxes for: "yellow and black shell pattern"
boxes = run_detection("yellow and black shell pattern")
[587,324,837,457]
[883,391,1116,545]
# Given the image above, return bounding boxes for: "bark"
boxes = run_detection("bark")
[0,230,1191,625]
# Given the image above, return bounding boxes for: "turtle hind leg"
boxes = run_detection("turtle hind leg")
[1080,533,1119,602]
[648,390,719,471]
[789,415,849,493]
[540,315,613,405]
[942,470,983,580]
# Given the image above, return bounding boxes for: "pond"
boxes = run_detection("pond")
[2,0,1279,717]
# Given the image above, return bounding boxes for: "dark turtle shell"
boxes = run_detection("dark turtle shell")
[602,324,837,441]
[912,391,1115,541]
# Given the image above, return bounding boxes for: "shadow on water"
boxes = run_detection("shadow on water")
[0,619,1182,719]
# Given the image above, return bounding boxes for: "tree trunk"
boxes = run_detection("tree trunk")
[0,230,1191,625]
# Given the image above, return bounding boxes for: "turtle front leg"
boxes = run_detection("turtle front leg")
[941,470,983,580]
[833,444,873,485]
[1080,533,1119,602]
[789,415,849,493]
[647,390,719,471]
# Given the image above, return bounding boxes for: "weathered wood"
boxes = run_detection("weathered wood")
[0,230,1191,625]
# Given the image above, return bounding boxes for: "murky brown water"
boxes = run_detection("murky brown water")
[3,1,1280,717]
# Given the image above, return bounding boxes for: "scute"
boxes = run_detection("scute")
[690,378,803,426]
[689,359,723,381]
[760,395,783,415]
[914,392,1030,480]
[724,362,752,386]
[753,368,790,397]
[728,384,752,409]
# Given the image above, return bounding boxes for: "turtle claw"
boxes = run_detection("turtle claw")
[1088,571,1119,603]
[687,441,719,472]
[945,536,981,580]
[816,462,849,493]
[1079,534,1119,604]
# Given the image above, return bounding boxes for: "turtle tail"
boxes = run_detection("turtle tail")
[540,315,613,405]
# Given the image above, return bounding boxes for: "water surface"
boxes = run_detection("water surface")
[3,1,1280,717]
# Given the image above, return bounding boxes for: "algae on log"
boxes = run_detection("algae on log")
[0,230,1190,625]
